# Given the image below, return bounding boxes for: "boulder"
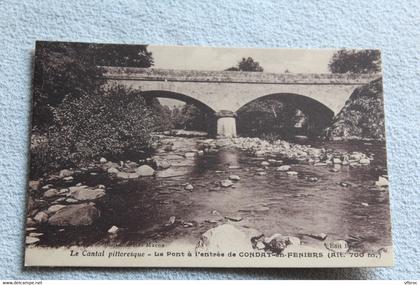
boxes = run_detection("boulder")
[69,188,106,201]
[225,215,242,222]
[48,204,100,226]
[261,161,270,166]
[257,172,267,176]
[28,180,40,191]
[307,177,319,182]
[254,150,265,156]
[286,171,298,176]
[135,165,155,176]
[228,175,240,181]
[107,167,119,174]
[62,176,74,182]
[220,180,234,187]
[26,236,40,245]
[29,232,44,237]
[26,218,36,227]
[375,176,389,187]
[264,234,289,253]
[65,198,79,204]
[276,165,291,172]
[99,157,107,164]
[184,152,196,159]
[154,158,171,169]
[185,183,194,191]
[359,158,370,165]
[125,161,139,168]
[196,224,254,252]
[43,188,59,198]
[69,185,88,191]
[117,172,140,179]
[350,153,363,161]
[228,165,241,169]
[333,158,342,164]
[59,169,74,178]
[156,168,190,178]
[33,211,49,224]
[306,148,322,157]
[47,204,66,214]
[107,225,119,234]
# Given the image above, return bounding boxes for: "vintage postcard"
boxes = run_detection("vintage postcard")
[25,41,392,267]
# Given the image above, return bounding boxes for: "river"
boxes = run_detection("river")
[37,135,392,252]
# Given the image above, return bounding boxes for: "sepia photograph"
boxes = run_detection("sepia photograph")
[25,42,392,267]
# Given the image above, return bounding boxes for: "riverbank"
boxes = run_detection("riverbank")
[25,134,390,255]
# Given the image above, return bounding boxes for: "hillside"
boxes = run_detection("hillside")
[325,77,385,141]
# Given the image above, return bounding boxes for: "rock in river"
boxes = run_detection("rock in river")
[107,167,119,174]
[107,225,119,234]
[375,176,389,187]
[48,204,100,226]
[26,236,40,245]
[220,180,233,187]
[47,204,66,214]
[135,165,155,176]
[184,152,196,159]
[117,172,140,179]
[33,211,49,224]
[69,188,106,201]
[228,175,240,181]
[59,169,74,178]
[154,158,171,169]
[276,165,291,172]
[185,183,194,191]
[43,188,59,198]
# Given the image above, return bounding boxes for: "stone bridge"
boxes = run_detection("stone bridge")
[103,67,380,137]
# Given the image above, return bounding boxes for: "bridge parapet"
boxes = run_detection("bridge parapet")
[102,67,380,85]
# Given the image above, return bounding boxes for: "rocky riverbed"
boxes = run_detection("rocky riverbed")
[25,134,390,254]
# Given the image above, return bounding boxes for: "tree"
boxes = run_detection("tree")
[328,49,381,74]
[172,104,212,131]
[237,99,304,138]
[32,42,154,129]
[225,57,264,72]
[94,44,154,67]
[32,42,105,128]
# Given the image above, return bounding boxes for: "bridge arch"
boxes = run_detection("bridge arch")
[235,93,335,138]
[139,90,217,136]
[139,90,216,113]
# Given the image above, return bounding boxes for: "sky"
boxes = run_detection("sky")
[147,45,338,107]
[148,45,337,73]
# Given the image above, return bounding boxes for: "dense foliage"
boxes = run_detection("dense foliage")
[30,42,159,177]
[31,85,160,177]
[325,78,385,140]
[328,49,381,74]
[32,41,154,129]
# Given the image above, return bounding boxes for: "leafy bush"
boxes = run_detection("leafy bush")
[30,85,162,178]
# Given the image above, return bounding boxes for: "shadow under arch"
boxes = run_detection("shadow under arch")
[236,93,334,138]
[139,90,217,136]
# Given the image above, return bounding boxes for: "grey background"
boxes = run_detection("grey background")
[0,0,418,280]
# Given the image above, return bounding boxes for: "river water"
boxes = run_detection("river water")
[39,136,392,252]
